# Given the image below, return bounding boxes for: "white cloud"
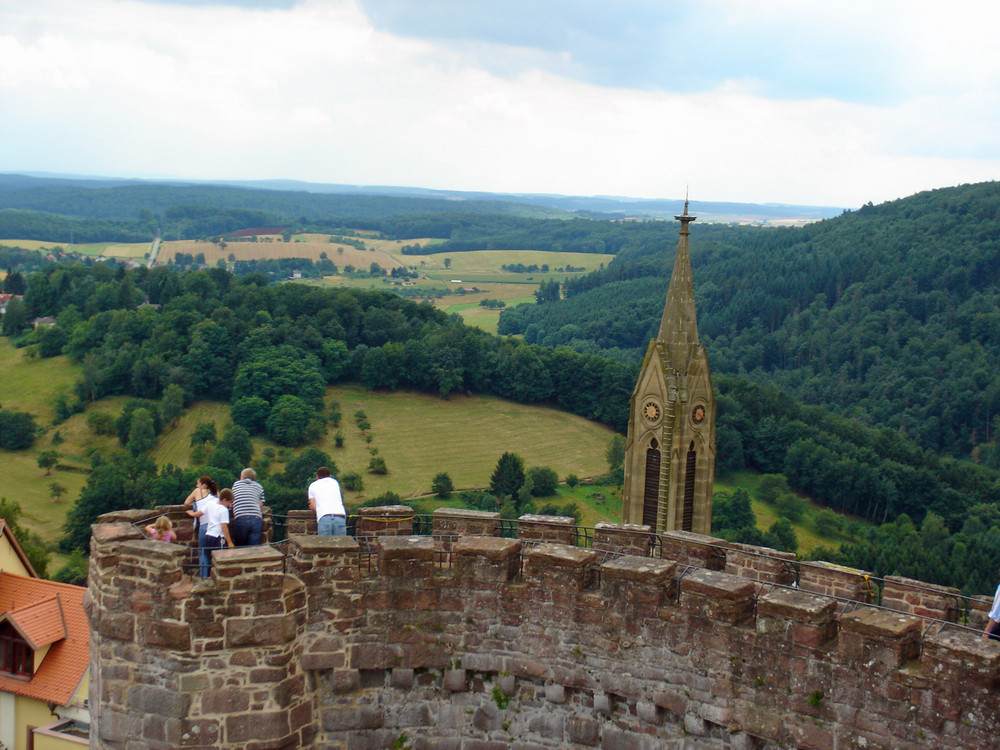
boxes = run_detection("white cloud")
[0,0,998,206]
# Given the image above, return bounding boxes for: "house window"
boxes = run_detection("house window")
[0,623,33,676]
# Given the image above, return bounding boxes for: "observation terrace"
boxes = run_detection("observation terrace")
[86,504,1000,749]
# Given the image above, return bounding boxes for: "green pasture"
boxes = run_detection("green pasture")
[153,401,240,469]
[0,342,79,423]
[551,483,623,527]
[715,470,861,554]
[311,385,617,506]
[397,249,613,276]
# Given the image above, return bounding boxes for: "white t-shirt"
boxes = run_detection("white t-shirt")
[194,494,215,530]
[203,499,230,538]
[989,582,1000,621]
[308,476,345,519]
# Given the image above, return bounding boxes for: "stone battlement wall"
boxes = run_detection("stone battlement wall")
[87,507,1000,749]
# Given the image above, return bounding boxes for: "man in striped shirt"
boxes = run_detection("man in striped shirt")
[231,467,265,546]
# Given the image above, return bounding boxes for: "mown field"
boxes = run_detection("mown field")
[160,238,407,271]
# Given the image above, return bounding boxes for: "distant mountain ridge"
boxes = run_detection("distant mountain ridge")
[1,173,843,225]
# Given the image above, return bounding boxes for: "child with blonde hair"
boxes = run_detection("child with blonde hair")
[145,516,176,543]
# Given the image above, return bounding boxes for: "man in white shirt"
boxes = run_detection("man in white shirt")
[308,466,346,536]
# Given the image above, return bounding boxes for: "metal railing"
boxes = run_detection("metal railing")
[123,510,989,634]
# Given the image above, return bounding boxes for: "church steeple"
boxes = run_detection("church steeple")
[621,198,716,536]
[658,199,700,352]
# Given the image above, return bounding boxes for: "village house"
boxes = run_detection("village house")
[0,520,89,749]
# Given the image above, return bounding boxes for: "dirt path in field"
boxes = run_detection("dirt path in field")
[147,233,161,268]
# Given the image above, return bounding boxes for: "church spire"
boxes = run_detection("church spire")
[657,199,699,350]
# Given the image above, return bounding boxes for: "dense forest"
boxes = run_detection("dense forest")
[500,182,1000,464]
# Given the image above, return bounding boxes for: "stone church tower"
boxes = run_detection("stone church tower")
[622,201,715,534]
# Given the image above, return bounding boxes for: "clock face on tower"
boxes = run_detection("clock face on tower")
[642,400,660,423]
[692,404,706,425]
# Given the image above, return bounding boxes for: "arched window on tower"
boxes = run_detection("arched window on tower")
[642,438,660,528]
[682,440,696,531]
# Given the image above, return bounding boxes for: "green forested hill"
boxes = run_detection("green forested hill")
[0,178,567,223]
[500,181,1000,463]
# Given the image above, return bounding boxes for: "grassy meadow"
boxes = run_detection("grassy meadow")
[307,385,616,504]
[714,470,863,555]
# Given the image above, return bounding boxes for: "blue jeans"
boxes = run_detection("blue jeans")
[201,535,223,577]
[318,514,346,536]
[197,524,210,578]
[231,515,262,546]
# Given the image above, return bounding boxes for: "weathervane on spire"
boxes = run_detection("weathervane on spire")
[675,188,695,232]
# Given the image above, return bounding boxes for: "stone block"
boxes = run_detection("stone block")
[524,543,597,594]
[839,606,922,668]
[544,682,566,703]
[201,688,250,714]
[922,627,1000,687]
[128,684,191,719]
[432,508,501,548]
[593,522,653,557]
[225,615,297,647]
[679,568,756,624]
[226,711,290,742]
[163,717,221,746]
[517,514,576,545]
[99,612,135,641]
[566,715,601,746]
[882,576,962,622]
[323,706,384,731]
[356,505,415,539]
[143,618,192,651]
[659,529,726,570]
[724,540,797,585]
[757,587,837,648]
[453,536,522,582]
[600,555,676,613]
[443,668,467,692]
[378,535,437,577]
[798,560,875,603]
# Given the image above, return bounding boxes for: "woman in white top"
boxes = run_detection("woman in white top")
[186,477,219,578]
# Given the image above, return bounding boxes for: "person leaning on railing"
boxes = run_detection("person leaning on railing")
[308,466,346,536]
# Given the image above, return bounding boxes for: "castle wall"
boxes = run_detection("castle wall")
[87,512,1000,749]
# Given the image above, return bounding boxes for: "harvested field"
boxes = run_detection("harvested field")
[160,239,406,270]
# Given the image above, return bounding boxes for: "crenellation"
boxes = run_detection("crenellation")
[724,540,797,585]
[432,508,501,550]
[679,568,756,625]
[798,560,875,604]
[658,529,726,571]
[356,504,414,541]
[376,535,437,577]
[592,522,653,557]
[452,536,521,583]
[517,514,576,546]
[88,508,1000,749]
[882,575,962,622]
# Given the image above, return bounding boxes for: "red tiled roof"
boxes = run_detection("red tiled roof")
[0,572,88,705]
[1,594,67,648]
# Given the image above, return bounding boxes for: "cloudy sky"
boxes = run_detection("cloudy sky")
[2,0,999,208]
